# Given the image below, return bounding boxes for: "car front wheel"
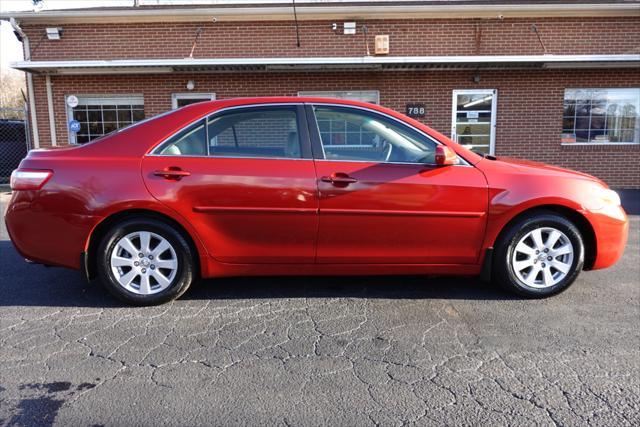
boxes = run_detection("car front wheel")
[493,211,585,297]
[97,218,196,305]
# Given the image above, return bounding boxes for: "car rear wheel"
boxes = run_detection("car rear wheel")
[97,218,195,305]
[493,211,584,297]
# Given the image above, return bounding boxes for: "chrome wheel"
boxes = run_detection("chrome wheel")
[511,227,574,289]
[110,231,178,295]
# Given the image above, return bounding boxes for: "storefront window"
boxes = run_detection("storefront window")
[67,95,144,144]
[562,88,639,144]
[298,90,379,104]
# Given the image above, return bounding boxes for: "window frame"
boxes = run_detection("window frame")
[171,93,216,110]
[561,88,639,146]
[157,118,208,156]
[65,94,145,145]
[150,103,312,160]
[305,103,470,167]
[451,89,498,156]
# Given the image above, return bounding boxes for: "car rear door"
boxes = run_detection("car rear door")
[142,104,319,264]
[307,104,488,264]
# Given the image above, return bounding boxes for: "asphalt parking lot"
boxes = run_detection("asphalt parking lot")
[1,191,638,426]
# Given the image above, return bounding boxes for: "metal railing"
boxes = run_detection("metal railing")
[0,106,30,184]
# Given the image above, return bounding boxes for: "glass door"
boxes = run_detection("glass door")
[451,89,497,155]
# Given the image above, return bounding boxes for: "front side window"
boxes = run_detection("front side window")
[207,107,301,159]
[313,106,438,163]
[67,95,144,144]
[562,88,639,144]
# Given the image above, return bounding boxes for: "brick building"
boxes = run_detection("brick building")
[2,0,639,187]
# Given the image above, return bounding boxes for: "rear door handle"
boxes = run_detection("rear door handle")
[153,167,191,180]
[321,173,358,186]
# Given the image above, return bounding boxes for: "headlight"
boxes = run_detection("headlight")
[598,188,621,206]
[586,185,621,210]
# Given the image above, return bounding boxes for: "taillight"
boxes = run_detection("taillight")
[10,169,53,191]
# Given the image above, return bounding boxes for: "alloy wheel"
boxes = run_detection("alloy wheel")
[511,227,574,289]
[110,231,178,295]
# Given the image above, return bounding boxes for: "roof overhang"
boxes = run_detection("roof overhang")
[10,55,640,75]
[1,2,639,23]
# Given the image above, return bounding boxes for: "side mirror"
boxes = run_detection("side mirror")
[435,145,458,166]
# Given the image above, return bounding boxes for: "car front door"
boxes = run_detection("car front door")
[142,104,319,263]
[308,104,488,264]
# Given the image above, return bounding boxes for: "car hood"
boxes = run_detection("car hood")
[481,156,606,186]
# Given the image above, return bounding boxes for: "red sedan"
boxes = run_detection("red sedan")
[5,97,628,305]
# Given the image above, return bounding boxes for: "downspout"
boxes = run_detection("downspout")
[45,75,57,146]
[10,18,40,149]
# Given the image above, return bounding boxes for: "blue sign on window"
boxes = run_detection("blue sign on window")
[69,120,81,133]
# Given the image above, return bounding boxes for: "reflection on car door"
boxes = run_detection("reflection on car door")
[307,104,488,264]
[142,105,319,264]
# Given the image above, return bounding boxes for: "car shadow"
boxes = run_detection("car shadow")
[0,240,518,308]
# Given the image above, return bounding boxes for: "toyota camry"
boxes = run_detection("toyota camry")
[5,97,628,305]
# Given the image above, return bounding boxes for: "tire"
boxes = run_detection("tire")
[97,217,196,306]
[493,211,584,298]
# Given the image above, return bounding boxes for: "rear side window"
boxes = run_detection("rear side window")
[158,119,207,156]
[207,107,301,159]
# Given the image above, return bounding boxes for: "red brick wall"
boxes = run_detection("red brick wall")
[24,17,640,61]
[33,67,639,188]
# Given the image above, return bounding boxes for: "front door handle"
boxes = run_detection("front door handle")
[321,172,358,186]
[153,167,191,180]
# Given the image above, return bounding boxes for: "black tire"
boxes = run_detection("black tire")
[493,211,584,298]
[97,217,196,306]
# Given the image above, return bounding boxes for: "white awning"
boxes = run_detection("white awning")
[11,54,640,75]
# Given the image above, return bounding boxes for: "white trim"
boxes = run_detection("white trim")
[451,89,497,155]
[24,50,39,149]
[67,94,145,106]
[1,3,638,23]
[544,61,640,70]
[171,93,216,109]
[45,75,57,146]
[10,55,640,74]
[561,142,639,146]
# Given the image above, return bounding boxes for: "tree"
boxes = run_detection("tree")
[0,69,26,119]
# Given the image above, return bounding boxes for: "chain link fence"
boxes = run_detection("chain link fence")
[0,107,30,185]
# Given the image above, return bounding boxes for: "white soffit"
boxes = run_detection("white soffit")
[10,55,640,74]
